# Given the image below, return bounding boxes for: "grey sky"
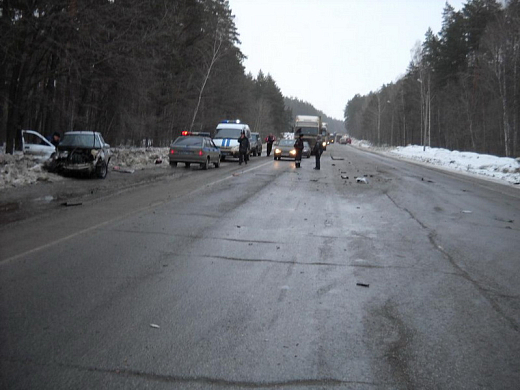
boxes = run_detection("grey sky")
[228,0,466,119]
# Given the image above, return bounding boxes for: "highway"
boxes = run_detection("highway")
[1,144,519,389]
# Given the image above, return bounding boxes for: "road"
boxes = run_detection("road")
[1,144,519,389]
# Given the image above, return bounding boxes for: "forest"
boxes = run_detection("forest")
[1,0,293,153]
[344,0,520,157]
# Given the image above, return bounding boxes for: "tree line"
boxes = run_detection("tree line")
[344,0,520,158]
[0,0,292,153]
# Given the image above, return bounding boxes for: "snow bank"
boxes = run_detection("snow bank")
[0,152,64,188]
[1,147,170,190]
[389,145,520,185]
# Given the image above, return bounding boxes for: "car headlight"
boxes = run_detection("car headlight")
[322,142,326,147]
[58,151,68,158]
[231,145,239,152]
[289,149,296,155]
[275,148,281,154]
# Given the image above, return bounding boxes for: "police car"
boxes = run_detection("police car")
[212,120,251,161]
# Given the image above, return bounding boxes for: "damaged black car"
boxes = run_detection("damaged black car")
[54,131,111,179]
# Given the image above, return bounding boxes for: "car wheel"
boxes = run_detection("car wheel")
[170,162,178,167]
[201,157,209,170]
[214,159,220,168]
[185,162,191,168]
[220,156,226,162]
[96,161,108,179]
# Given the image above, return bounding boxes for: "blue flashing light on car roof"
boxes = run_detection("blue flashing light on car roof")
[220,119,241,124]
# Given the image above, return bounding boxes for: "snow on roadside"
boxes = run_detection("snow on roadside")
[388,145,520,186]
[1,147,170,190]
[0,152,64,189]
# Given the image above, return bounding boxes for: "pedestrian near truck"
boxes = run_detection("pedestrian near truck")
[294,132,304,168]
[313,135,323,170]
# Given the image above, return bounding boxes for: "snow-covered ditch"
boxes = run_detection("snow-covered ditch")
[1,147,170,189]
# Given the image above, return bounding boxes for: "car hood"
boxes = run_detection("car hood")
[275,144,295,151]
[213,138,240,148]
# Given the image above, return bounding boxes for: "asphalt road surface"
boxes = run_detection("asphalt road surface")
[1,144,519,389]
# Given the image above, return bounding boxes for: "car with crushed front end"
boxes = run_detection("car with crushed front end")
[54,131,111,179]
[169,132,221,169]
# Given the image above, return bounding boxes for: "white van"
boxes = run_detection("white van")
[213,120,251,160]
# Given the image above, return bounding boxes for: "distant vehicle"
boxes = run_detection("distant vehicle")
[273,139,298,160]
[21,130,56,160]
[54,131,111,178]
[339,135,352,145]
[294,115,322,154]
[250,132,263,156]
[303,141,311,158]
[212,120,251,161]
[321,122,329,149]
[169,132,220,169]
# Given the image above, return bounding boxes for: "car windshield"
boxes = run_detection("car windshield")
[214,128,242,139]
[173,136,203,147]
[279,139,294,146]
[60,133,103,148]
[296,127,319,136]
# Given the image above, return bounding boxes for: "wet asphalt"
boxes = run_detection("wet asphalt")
[1,144,519,389]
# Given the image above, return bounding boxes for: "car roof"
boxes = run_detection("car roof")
[64,131,101,135]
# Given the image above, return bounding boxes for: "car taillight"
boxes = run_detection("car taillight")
[181,131,190,136]
[198,150,203,156]
[170,149,175,154]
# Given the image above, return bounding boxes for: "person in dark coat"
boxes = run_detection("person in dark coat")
[238,131,250,165]
[313,135,324,170]
[48,132,61,148]
[294,133,304,168]
[265,133,275,156]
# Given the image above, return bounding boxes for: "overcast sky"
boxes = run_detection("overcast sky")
[228,0,466,119]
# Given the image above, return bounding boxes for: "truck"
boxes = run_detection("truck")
[294,115,323,155]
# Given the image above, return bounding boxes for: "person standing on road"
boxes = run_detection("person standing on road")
[294,132,304,168]
[238,131,250,165]
[313,135,324,170]
[265,133,275,157]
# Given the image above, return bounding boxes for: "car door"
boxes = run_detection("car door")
[21,130,56,159]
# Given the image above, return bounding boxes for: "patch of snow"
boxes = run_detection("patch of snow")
[1,147,170,190]
[388,145,520,186]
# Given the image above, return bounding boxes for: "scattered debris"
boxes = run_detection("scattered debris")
[341,175,349,179]
[232,173,240,177]
[113,166,135,174]
[461,210,472,214]
[356,282,369,288]
[356,177,368,184]
[149,324,160,329]
[237,225,241,228]
[330,156,345,160]
[154,158,162,164]
[61,202,82,207]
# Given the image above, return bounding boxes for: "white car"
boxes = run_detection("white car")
[21,130,56,160]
